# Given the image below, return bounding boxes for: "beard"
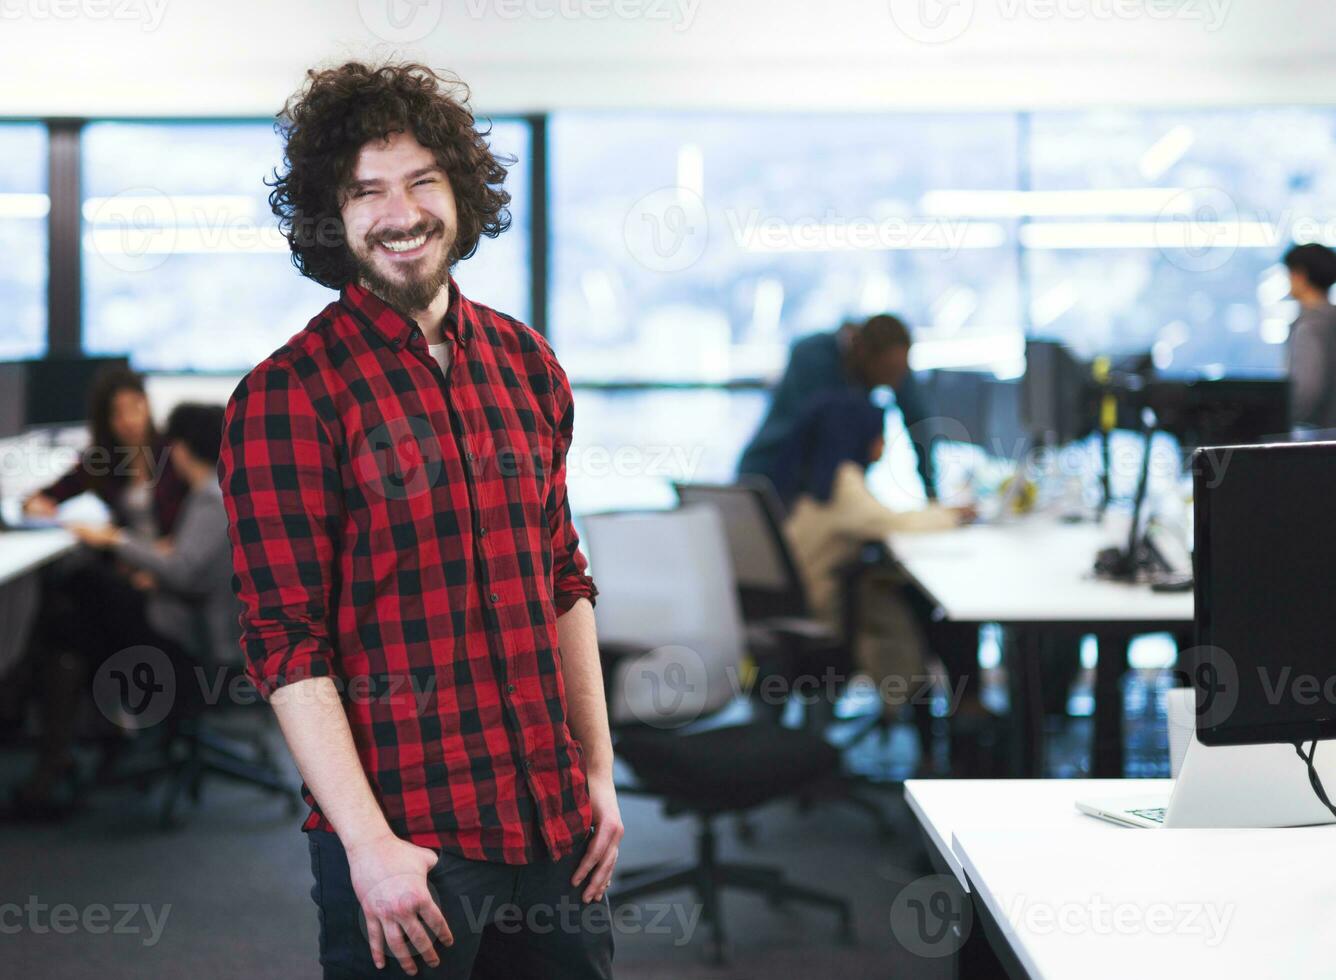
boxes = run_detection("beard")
[352,218,456,314]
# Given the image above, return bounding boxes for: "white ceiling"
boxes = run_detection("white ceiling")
[1,0,1333,115]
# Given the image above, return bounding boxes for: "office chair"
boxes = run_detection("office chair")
[95,615,300,828]
[672,480,925,758]
[583,506,855,964]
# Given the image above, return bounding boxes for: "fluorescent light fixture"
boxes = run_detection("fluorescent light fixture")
[0,193,50,219]
[735,220,1006,253]
[908,329,1025,373]
[932,286,978,332]
[1019,221,1280,250]
[82,194,257,225]
[84,225,287,255]
[1139,126,1195,181]
[920,188,1191,218]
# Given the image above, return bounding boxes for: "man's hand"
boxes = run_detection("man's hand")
[571,773,624,903]
[345,832,453,975]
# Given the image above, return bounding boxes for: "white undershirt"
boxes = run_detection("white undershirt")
[428,341,451,376]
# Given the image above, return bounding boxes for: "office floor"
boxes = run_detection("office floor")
[0,668,1173,980]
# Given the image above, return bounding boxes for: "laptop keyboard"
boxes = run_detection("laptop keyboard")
[1127,807,1167,824]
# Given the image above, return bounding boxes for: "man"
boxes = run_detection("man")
[737,314,938,500]
[220,62,619,979]
[1283,243,1336,433]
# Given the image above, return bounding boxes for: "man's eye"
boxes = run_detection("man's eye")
[413,178,436,187]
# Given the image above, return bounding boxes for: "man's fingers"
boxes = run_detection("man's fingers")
[366,917,387,971]
[583,845,619,903]
[382,920,420,975]
[571,826,613,886]
[399,913,440,967]
[420,899,455,948]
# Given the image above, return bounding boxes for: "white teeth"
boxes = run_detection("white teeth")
[382,234,427,253]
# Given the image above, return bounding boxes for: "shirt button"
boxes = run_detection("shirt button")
[507,684,516,693]
[479,526,488,537]
[465,450,476,461]
[490,592,500,603]
[523,761,533,772]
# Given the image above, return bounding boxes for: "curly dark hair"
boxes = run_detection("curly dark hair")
[268,61,512,290]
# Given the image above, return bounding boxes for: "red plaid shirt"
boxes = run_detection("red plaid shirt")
[219,279,597,864]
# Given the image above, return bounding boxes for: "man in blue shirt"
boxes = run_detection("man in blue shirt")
[739,314,937,500]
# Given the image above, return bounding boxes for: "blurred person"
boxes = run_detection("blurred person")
[738,314,940,502]
[1283,243,1336,432]
[10,403,228,818]
[775,391,969,734]
[22,365,187,536]
[221,62,616,979]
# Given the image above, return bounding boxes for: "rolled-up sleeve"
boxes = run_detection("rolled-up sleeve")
[543,355,598,614]
[218,361,341,698]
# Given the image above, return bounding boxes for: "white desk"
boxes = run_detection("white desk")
[891,519,1193,777]
[0,527,76,588]
[906,779,1336,978]
[904,778,1170,889]
[890,519,1192,625]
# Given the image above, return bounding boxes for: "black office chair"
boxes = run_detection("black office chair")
[93,616,300,828]
[584,507,855,964]
[672,480,929,760]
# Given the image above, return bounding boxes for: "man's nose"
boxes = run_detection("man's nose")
[377,187,424,235]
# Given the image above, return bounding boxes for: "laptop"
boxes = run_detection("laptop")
[1077,686,1336,829]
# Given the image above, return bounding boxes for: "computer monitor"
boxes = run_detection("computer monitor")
[0,361,27,439]
[1147,378,1290,450]
[914,371,1027,461]
[1021,340,1090,445]
[1192,441,1336,746]
[22,355,130,428]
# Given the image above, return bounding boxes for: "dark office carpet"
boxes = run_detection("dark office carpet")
[0,669,1172,980]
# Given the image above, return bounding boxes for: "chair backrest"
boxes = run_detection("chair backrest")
[672,480,809,620]
[581,506,747,728]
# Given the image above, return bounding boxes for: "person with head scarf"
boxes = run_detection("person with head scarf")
[777,391,970,727]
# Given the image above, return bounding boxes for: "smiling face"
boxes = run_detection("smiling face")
[340,130,459,315]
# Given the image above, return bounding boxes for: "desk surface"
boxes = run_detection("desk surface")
[958,827,1336,979]
[906,779,1336,979]
[905,778,1173,889]
[0,528,76,588]
[890,518,1193,625]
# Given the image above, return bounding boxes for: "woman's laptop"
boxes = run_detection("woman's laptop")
[1077,687,1336,828]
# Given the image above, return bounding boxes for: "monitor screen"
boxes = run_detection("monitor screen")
[1193,441,1336,746]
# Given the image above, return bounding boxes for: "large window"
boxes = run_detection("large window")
[551,112,1023,384]
[0,124,48,359]
[1024,109,1336,377]
[82,119,531,371]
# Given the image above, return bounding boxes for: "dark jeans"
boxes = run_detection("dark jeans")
[307,829,615,979]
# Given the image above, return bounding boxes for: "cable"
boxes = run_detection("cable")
[1294,740,1336,818]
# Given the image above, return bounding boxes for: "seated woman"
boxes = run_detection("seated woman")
[772,391,970,730]
[23,365,188,535]
[13,404,233,817]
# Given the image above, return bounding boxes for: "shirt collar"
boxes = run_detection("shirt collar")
[339,276,472,351]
